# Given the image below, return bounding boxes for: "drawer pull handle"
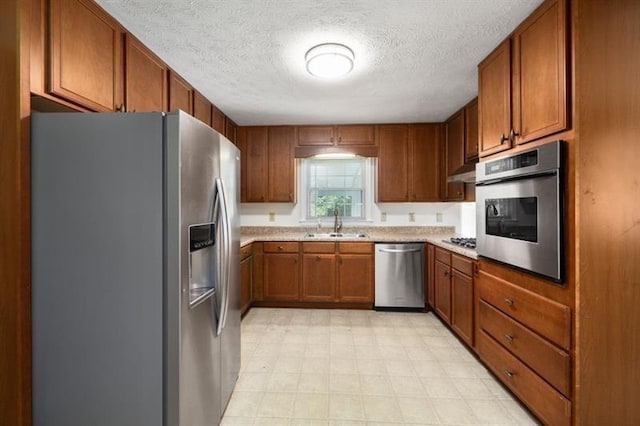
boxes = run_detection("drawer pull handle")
[504,370,514,378]
[278,246,283,250]
[504,298,514,306]
[504,334,514,343]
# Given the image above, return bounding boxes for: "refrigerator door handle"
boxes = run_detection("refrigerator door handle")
[214,177,231,336]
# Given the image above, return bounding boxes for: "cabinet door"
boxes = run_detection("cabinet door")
[426,244,435,308]
[478,39,512,156]
[337,125,375,146]
[268,127,295,202]
[452,270,474,346]
[225,119,238,144]
[212,105,226,135]
[193,91,212,127]
[434,261,452,323]
[125,35,167,112]
[242,127,268,202]
[240,254,252,314]
[465,98,479,161]
[444,111,465,201]
[377,125,409,202]
[410,124,441,201]
[297,126,334,146]
[49,0,123,111]
[302,254,336,301]
[338,254,373,303]
[263,254,299,301]
[512,0,567,144]
[168,71,193,115]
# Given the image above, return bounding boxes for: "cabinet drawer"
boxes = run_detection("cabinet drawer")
[478,331,571,426]
[302,242,336,253]
[478,271,571,350]
[452,254,473,276]
[339,242,373,254]
[263,242,299,253]
[479,301,570,396]
[240,244,253,260]
[435,247,451,265]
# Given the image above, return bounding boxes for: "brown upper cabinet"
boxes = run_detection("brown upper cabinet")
[377,124,441,202]
[478,0,568,156]
[193,91,212,127]
[125,34,168,112]
[168,71,193,115]
[225,118,238,144]
[444,109,465,201]
[377,125,409,202]
[211,105,226,135]
[267,127,296,202]
[410,124,441,202]
[237,126,296,203]
[46,0,124,111]
[465,98,479,161]
[297,125,375,147]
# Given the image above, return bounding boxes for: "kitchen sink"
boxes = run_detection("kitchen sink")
[305,232,368,239]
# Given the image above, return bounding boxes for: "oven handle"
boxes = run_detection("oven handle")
[475,169,558,186]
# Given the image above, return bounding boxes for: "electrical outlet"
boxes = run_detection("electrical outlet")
[268,212,275,222]
[436,212,443,223]
[409,212,415,222]
[381,212,387,222]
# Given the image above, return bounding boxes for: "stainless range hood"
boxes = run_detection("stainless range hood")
[447,161,477,183]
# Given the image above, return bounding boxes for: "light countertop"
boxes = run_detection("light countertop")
[240,226,477,259]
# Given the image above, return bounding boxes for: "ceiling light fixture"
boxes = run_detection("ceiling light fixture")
[305,43,355,79]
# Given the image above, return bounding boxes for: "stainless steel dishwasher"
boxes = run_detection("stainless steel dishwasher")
[375,243,425,309]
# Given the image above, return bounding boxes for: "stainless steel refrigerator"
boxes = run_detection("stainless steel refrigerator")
[31,111,241,426]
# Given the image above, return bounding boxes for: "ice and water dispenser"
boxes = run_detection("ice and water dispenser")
[188,222,217,307]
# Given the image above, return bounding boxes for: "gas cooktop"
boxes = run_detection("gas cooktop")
[443,237,477,249]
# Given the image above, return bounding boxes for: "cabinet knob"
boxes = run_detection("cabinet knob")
[457,191,463,196]
[500,134,509,144]
[316,255,321,260]
[288,193,292,201]
[115,104,126,112]
[504,370,514,378]
[504,298,514,306]
[504,334,514,343]
[509,128,520,142]
[444,270,449,277]
[260,195,265,201]
[278,246,283,251]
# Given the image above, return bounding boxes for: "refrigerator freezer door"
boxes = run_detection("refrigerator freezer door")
[31,113,165,426]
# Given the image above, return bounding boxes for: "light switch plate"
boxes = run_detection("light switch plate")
[409,212,415,222]
[381,212,387,222]
[436,212,443,223]
[268,212,275,222]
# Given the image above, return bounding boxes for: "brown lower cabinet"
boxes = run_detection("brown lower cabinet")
[431,246,476,347]
[302,242,336,301]
[476,267,572,426]
[239,244,253,315]
[263,242,299,301]
[250,241,373,307]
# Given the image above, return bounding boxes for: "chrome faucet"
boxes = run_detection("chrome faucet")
[333,205,343,233]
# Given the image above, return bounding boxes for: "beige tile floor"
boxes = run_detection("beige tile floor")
[222,308,539,426]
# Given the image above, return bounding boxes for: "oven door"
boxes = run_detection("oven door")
[476,173,562,282]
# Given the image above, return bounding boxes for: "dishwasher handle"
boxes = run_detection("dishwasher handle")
[377,248,423,254]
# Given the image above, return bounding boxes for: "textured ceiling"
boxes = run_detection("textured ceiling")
[95,0,543,125]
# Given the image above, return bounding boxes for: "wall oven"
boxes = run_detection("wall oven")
[476,140,563,283]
